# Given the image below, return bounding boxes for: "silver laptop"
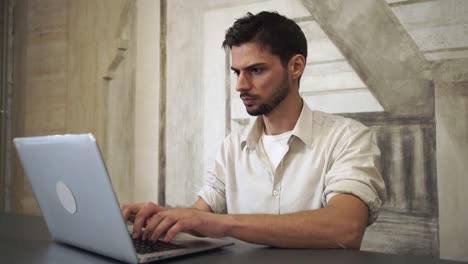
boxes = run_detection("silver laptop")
[14,133,233,263]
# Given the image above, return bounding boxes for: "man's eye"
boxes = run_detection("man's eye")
[232,70,240,76]
[250,68,263,74]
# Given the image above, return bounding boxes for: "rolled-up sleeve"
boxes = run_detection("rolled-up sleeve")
[322,126,386,224]
[197,140,229,214]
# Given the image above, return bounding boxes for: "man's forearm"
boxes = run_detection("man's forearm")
[221,194,368,249]
[191,198,214,212]
[223,210,359,248]
[157,195,368,248]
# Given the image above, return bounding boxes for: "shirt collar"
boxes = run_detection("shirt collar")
[241,101,314,150]
[291,102,314,147]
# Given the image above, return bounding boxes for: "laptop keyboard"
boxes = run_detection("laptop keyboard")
[132,237,187,254]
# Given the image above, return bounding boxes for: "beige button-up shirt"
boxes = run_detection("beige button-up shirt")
[197,103,386,223]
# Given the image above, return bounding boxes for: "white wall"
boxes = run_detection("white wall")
[134,0,160,203]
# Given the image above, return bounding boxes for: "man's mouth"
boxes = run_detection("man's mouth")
[240,96,256,106]
[239,92,257,106]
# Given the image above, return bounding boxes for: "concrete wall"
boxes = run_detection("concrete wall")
[434,61,468,262]
[165,0,205,206]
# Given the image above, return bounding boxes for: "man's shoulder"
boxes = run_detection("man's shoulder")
[312,110,368,136]
[221,119,254,146]
[310,111,374,157]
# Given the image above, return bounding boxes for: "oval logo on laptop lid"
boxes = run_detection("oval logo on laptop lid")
[56,181,77,214]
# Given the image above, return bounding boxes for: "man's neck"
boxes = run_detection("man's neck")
[262,93,303,135]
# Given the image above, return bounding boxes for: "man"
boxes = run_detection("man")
[122,11,386,249]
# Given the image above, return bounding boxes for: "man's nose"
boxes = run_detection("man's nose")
[235,72,250,92]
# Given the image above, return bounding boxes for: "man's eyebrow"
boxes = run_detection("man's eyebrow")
[231,63,267,72]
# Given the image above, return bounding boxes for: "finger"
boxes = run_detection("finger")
[132,203,159,238]
[122,204,142,223]
[128,214,136,223]
[150,216,177,241]
[132,203,167,238]
[164,219,193,242]
[122,203,145,223]
[142,214,163,240]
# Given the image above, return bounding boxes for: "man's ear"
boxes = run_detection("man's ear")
[288,54,306,81]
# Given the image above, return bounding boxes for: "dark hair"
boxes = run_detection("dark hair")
[222,11,308,67]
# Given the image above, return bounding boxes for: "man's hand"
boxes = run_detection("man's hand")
[142,208,230,242]
[120,202,167,238]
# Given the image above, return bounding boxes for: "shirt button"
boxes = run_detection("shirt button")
[273,190,280,196]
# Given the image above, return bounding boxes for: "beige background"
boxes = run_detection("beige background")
[9,0,152,213]
[1,0,467,261]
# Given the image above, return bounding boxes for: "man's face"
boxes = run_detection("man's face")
[231,42,290,116]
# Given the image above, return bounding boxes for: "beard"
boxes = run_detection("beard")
[241,72,290,116]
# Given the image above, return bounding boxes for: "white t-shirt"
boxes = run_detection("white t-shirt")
[260,130,293,173]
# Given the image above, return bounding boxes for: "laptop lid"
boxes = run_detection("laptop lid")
[14,134,232,263]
